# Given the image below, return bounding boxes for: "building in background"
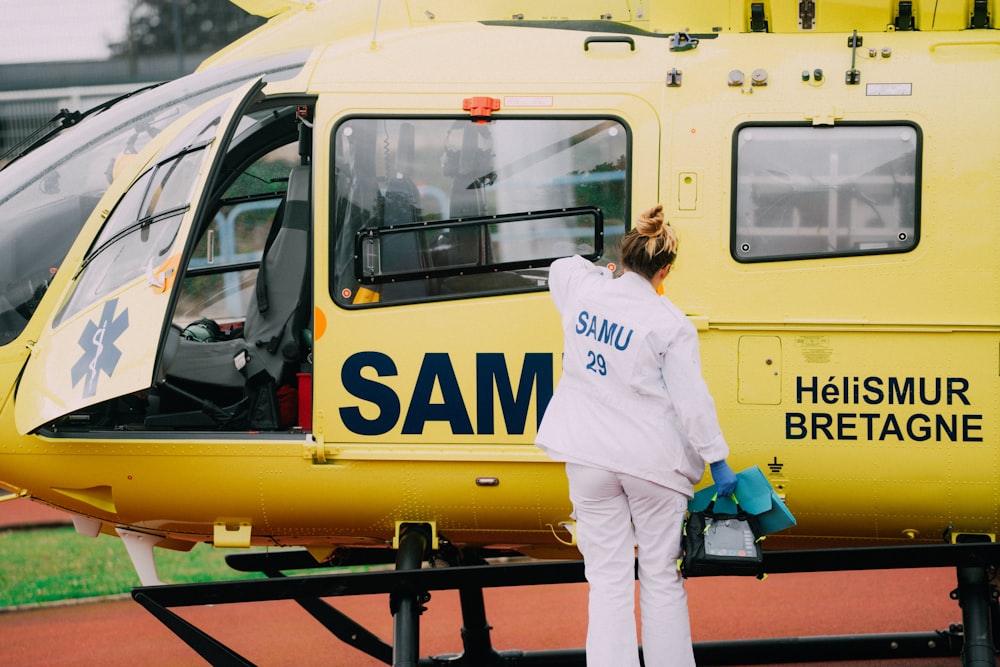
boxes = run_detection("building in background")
[0,0,263,156]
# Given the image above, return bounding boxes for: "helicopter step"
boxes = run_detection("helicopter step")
[131,539,1000,666]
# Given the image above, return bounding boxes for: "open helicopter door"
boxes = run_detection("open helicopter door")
[14,80,266,434]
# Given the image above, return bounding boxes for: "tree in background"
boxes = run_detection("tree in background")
[109,0,266,58]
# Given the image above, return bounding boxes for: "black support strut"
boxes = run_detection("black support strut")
[457,585,497,663]
[955,564,997,667]
[130,542,1000,666]
[392,523,431,667]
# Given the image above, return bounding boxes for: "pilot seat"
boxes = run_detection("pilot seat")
[148,164,312,429]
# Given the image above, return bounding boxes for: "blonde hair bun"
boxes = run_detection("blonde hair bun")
[635,204,665,236]
[635,204,677,258]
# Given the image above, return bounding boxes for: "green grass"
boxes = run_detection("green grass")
[0,526,263,608]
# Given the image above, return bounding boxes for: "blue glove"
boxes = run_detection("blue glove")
[709,460,738,497]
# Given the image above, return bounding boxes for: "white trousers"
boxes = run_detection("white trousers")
[566,462,695,667]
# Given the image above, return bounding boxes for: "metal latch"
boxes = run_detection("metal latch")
[845,30,862,85]
[304,433,327,463]
[669,32,698,52]
[895,1,916,30]
[750,3,769,32]
[971,0,990,28]
[799,0,816,29]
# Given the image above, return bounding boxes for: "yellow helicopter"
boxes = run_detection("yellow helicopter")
[0,0,998,664]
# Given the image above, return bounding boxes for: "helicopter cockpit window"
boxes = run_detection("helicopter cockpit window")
[54,98,232,328]
[732,124,920,262]
[331,117,628,306]
[0,51,308,346]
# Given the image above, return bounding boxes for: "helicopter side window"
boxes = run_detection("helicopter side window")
[732,123,920,262]
[53,97,237,328]
[173,141,299,331]
[53,148,208,328]
[331,117,629,307]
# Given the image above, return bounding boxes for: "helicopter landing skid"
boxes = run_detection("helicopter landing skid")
[132,540,1000,666]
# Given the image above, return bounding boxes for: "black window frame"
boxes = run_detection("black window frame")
[329,113,632,309]
[730,121,923,263]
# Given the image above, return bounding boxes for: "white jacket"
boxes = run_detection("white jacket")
[535,255,729,497]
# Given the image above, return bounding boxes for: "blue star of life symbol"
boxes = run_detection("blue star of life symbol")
[70,298,129,398]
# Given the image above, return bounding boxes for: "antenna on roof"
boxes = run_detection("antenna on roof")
[371,0,382,50]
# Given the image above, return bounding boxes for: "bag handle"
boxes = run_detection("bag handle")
[704,494,758,522]
[703,494,766,544]
[704,493,739,514]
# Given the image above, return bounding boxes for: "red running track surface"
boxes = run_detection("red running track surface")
[0,498,964,666]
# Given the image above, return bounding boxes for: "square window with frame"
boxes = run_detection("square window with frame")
[732,123,921,262]
[331,116,629,306]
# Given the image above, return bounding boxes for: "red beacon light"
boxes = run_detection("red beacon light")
[462,96,501,122]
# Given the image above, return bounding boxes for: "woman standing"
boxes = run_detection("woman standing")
[536,204,737,666]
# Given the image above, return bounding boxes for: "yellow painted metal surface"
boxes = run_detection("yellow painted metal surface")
[0,1,995,562]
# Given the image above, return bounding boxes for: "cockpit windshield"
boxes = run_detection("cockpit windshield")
[0,49,308,346]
